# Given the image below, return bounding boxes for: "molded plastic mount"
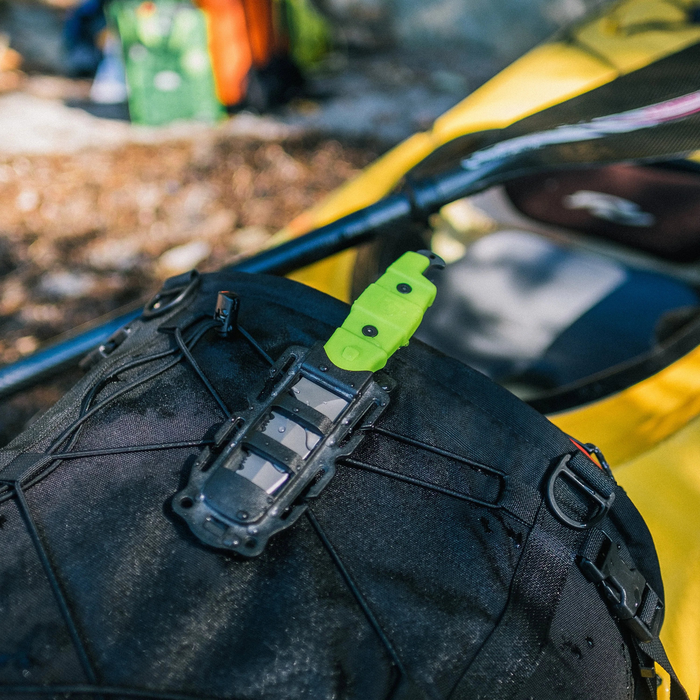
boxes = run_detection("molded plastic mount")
[173,344,389,557]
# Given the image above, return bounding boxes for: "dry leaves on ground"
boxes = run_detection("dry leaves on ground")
[0,134,379,444]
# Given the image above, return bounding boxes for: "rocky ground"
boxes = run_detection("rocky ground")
[0,14,505,446]
[0,126,380,444]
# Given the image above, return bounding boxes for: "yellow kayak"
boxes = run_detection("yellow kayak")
[275,2,700,695]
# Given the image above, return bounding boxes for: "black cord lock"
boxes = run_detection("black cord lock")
[214,291,240,337]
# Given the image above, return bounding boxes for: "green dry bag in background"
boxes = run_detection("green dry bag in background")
[109,0,225,126]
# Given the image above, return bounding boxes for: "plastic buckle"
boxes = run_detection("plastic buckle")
[546,454,615,529]
[579,534,661,643]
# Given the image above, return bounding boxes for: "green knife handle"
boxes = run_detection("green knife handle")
[324,250,442,372]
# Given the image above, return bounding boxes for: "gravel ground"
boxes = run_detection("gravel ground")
[0,43,496,446]
[0,133,379,445]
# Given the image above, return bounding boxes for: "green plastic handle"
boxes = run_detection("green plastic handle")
[324,251,440,372]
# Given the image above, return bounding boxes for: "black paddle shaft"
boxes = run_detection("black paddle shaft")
[0,165,497,400]
[6,41,700,400]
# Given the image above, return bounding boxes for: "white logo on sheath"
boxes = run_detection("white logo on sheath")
[563,190,656,227]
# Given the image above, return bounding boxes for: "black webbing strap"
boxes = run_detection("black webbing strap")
[451,497,587,699]
[244,432,303,473]
[637,637,689,700]
[0,452,54,485]
[451,447,688,700]
[272,393,333,435]
[579,529,689,700]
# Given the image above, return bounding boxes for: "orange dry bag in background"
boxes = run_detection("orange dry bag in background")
[242,0,277,67]
[196,0,302,109]
[196,0,255,107]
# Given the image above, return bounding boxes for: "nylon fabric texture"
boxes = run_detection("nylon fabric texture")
[0,271,679,700]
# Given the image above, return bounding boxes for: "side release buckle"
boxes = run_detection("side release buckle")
[579,534,662,643]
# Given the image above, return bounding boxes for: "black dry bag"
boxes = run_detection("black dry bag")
[0,269,686,700]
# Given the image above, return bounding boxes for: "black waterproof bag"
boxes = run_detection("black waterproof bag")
[0,270,686,700]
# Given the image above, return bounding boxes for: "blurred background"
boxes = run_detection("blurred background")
[0,0,606,441]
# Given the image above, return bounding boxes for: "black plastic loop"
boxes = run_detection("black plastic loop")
[583,442,614,480]
[79,325,132,370]
[142,270,201,319]
[214,291,240,337]
[546,454,615,530]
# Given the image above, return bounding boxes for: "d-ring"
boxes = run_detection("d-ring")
[546,454,614,529]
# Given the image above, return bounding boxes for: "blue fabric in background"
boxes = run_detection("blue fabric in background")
[530,269,700,387]
[63,0,106,77]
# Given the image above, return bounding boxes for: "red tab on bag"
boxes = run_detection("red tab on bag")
[570,438,603,470]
